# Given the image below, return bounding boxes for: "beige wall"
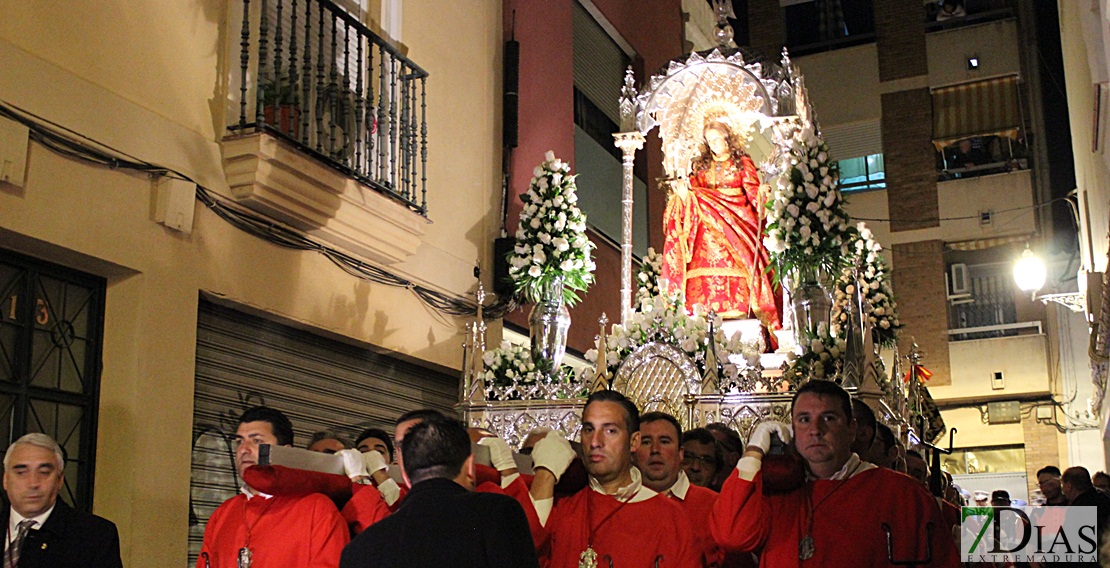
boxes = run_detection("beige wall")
[926,18,1022,87]
[940,406,1024,447]
[0,1,501,565]
[929,334,1051,403]
[1059,0,1110,276]
[796,44,881,127]
[935,170,1035,243]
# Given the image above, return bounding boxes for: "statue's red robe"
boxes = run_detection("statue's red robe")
[662,154,781,332]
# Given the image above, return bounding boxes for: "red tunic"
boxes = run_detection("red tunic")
[662,155,780,330]
[541,486,698,568]
[669,482,755,568]
[341,483,394,534]
[710,467,960,567]
[200,492,349,568]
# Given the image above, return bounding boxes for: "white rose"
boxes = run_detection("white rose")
[799,225,812,240]
[533,250,546,264]
[544,150,555,162]
[528,265,542,278]
[810,339,824,353]
[806,202,820,213]
[539,232,551,244]
[529,218,540,229]
[560,260,575,271]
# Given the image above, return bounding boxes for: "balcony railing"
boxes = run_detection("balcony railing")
[948,272,1022,340]
[229,0,428,215]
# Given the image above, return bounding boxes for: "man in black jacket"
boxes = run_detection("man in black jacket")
[340,414,538,568]
[2,433,122,568]
[1063,466,1110,561]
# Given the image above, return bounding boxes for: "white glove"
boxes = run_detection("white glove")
[477,436,516,472]
[747,421,792,454]
[530,433,576,483]
[361,450,389,474]
[338,449,370,480]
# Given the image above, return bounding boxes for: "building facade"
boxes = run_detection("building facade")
[739,0,1093,501]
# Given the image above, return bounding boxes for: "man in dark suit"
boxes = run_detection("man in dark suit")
[2,433,122,568]
[1063,465,1110,565]
[340,413,538,568]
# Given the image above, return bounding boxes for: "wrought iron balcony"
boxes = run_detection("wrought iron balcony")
[229,0,428,215]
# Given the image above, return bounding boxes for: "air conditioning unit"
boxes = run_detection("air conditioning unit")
[950,263,970,295]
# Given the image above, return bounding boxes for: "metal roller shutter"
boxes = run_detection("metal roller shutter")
[186,298,457,566]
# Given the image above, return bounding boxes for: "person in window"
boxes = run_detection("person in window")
[936,0,966,21]
[950,138,991,169]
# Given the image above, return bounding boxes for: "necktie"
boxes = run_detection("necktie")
[4,519,36,567]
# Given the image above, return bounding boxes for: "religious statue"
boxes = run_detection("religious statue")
[661,117,782,334]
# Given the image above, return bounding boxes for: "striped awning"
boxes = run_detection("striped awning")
[945,234,1028,251]
[932,76,1022,150]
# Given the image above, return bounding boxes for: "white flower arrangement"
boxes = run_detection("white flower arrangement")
[584,294,762,377]
[509,151,596,305]
[763,124,856,280]
[832,222,902,347]
[635,247,663,308]
[783,322,847,383]
[479,341,574,395]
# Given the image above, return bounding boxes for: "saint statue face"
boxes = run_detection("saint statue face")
[704,125,730,161]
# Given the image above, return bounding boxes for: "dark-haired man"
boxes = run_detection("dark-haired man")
[710,380,959,566]
[200,406,348,567]
[527,390,697,566]
[1062,467,1110,547]
[636,412,753,568]
[354,427,394,463]
[339,410,445,533]
[871,422,898,469]
[1037,465,1067,506]
[340,414,539,568]
[341,426,401,509]
[706,423,742,490]
[682,427,724,489]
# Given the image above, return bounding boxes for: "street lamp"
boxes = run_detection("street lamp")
[1013,246,1047,298]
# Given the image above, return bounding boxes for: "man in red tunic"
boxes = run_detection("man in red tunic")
[199,406,349,568]
[636,411,755,568]
[526,391,698,567]
[710,380,960,567]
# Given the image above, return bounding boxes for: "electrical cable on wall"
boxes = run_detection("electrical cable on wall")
[0,99,516,320]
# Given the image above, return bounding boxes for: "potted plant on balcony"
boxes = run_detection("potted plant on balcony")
[258,76,301,139]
